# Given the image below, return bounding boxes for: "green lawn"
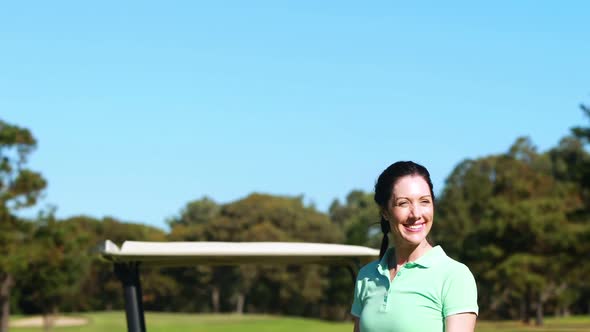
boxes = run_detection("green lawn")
[9,312,590,332]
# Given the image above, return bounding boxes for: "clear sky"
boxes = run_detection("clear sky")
[2,1,588,230]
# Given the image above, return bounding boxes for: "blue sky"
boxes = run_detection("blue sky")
[2,1,588,230]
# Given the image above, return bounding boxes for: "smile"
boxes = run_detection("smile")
[403,223,425,232]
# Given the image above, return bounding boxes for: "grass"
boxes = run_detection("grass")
[9,312,590,332]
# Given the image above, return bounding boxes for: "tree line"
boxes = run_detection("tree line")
[1,104,589,331]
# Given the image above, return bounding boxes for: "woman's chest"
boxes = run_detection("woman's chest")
[359,273,445,332]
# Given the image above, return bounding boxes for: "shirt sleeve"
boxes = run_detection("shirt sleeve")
[350,276,363,317]
[442,264,479,317]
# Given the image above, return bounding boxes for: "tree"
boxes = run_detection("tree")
[166,198,220,313]
[329,190,380,247]
[213,194,325,314]
[563,103,590,314]
[571,103,590,143]
[169,193,344,316]
[167,196,219,228]
[436,137,582,324]
[59,216,170,312]
[570,103,590,209]
[0,120,46,332]
[19,210,90,332]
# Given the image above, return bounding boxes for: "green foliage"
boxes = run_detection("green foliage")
[56,216,168,313]
[571,103,590,143]
[166,193,346,318]
[436,135,590,322]
[0,121,46,213]
[0,120,47,273]
[329,191,380,247]
[167,196,220,228]
[18,210,91,325]
[0,119,47,332]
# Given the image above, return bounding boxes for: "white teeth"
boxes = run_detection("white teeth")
[407,224,423,229]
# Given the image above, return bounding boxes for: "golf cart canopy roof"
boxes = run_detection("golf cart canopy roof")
[100,240,380,266]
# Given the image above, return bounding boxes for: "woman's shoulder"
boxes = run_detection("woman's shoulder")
[433,246,475,276]
[440,254,476,285]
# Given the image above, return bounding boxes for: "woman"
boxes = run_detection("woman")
[351,161,478,332]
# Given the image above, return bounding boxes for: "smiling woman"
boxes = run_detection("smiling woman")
[351,161,478,332]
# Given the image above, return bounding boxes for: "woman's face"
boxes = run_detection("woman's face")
[383,175,434,248]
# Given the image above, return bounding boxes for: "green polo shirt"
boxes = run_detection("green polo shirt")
[351,246,478,332]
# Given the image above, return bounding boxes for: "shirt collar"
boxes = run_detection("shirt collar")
[376,245,445,273]
[413,245,445,268]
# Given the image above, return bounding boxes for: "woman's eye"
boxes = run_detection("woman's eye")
[398,202,409,207]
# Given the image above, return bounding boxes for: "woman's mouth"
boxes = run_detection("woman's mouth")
[403,222,425,232]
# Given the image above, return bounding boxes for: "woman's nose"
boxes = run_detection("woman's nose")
[409,204,422,219]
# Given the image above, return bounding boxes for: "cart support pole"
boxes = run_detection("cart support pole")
[114,262,146,332]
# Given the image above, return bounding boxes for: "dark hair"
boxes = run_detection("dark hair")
[374,161,434,259]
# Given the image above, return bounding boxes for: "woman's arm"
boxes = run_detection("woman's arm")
[445,312,476,332]
[352,317,360,332]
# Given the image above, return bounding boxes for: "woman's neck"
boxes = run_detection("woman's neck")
[393,241,433,266]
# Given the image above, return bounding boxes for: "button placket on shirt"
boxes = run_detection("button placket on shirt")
[381,264,408,312]
[380,277,390,312]
[380,262,420,312]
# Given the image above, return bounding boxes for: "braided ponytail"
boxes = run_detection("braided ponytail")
[379,216,390,259]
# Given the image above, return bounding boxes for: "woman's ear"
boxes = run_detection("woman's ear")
[380,209,389,221]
